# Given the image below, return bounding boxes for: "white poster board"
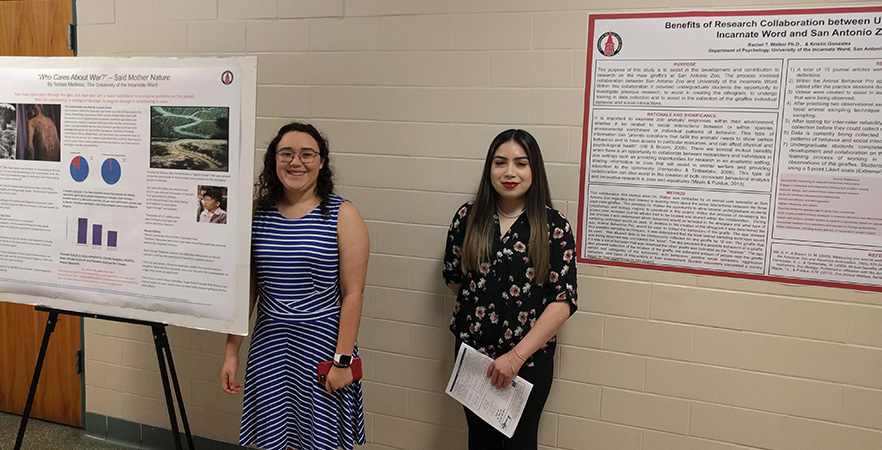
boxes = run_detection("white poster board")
[0,57,256,334]
[578,6,882,292]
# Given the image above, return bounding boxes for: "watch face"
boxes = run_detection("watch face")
[335,354,352,365]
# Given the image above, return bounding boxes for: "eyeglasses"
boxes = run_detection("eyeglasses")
[277,149,318,164]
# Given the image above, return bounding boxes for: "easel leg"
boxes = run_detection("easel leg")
[153,324,183,450]
[161,331,195,450]
[14,311,58,450]
[152,325,195,450]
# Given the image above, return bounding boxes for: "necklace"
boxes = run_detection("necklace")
[497,206,525,219]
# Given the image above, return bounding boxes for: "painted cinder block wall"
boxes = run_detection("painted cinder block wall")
[75,1,882,449]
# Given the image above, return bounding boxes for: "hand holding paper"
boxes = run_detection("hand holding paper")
[487,352,524,389]
[446,343,533,438]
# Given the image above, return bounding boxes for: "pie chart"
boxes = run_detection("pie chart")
[101,158,121,185]
[70,156,89,182]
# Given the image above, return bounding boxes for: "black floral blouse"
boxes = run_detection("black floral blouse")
[442,202,578,367]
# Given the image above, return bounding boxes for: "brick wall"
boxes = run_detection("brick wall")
[76,1,882,449]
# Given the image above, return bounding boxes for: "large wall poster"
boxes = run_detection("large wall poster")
[578,6,882,291]
[0,57,256,334]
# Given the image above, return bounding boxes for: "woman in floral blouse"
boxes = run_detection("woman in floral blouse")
[442,129,578,450]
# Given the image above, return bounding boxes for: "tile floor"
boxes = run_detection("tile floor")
[0,412,129,450]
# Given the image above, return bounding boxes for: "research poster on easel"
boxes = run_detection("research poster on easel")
[578,6,882,291]
[0,57,256,334]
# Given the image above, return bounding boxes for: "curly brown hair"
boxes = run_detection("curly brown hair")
[255,122,335,217]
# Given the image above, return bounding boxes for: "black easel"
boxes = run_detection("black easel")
[14,306,195,450]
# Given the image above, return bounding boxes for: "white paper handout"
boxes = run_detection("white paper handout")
[446,343,533,438]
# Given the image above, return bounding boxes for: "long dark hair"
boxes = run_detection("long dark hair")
[255,122,335,217]
[461,129,553,284]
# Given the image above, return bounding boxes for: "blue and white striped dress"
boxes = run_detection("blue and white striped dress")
[241,194,365,450]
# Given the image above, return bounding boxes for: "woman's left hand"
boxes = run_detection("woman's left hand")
[325,364,354,394]
[487,352,524,389]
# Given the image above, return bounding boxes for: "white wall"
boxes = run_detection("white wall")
[76,1,882,449]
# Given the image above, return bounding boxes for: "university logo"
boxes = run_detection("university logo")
[597,32,622,57]
[221,70,234,85]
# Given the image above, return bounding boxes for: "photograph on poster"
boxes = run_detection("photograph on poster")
[16,103,61,162]
[149,105,229,171]
[197,185,228,224]
[0,103,15,159]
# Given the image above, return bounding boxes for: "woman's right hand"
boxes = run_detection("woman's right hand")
[486,353,523,389]
[221,355,243,394]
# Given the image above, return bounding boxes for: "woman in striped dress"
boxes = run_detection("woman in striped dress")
[222,122,368,450]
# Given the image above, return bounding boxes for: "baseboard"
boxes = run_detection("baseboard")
[84,413,245,450]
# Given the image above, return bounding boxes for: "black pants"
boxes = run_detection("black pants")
[462,353,554,450]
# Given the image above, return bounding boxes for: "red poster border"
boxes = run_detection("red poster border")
[577,5,882,293]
